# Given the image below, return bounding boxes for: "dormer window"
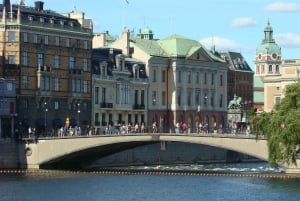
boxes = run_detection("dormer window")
[60,20,64,25]
[50,18,55,24]
[40,17,44,22]
[69,21,74,27]
[28,15,34,21]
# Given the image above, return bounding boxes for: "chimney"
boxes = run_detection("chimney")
[34,1,44,11]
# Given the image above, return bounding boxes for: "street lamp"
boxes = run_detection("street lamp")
[77,103,80,126]
[44,102,48,131]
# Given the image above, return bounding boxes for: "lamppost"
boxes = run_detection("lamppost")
[77,103,80,126]
[44,102,47,131]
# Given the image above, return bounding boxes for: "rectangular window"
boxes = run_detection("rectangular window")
[196,72,199,84]
[66,38,70,47]
[23,32,28,42]
[76,39,80,48]
[211,73,214,85]
[33,34,38,43]
[22,52,28,66]
[41,76,50,91]
[83,59,88,71]
[153,69,156,82]
[55,36,60,46]
[219,94,223,107]
[102,113,106,125]
[95,87,99,104]
[54,101,59,110]
[54,55,60,69]
[195,90,200,105]
[134,90,138,104]
[69,57,75,69]
[141,90,145,105]
[83,80,88,93]
[177,90,181,106]
[8,31,15,42]
[275,96,281,104]
[38,53,44,66]
[162,70,166,82]
[220,75,223,86]
[152,91,156,105]
[83,40,88,49]
[178,71,181,83]
[95,113,99,124]
[187,90,192,106]
[204,72,207,84]
[187,71,191,83]
[102,88,106,102]
[8,55,15,64]
[162,91,166,106]
[44,35,49,45]
[22,76,28,89]
[54,78,60,91]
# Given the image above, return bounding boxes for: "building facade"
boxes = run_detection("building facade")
[221,51,254,119]
[112,28,228,132]
[91,47,149,133]
[254,21,282,112]
[0,1,93,135]
[0,78,16,138]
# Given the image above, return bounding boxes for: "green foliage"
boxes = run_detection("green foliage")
[250,82,300,166]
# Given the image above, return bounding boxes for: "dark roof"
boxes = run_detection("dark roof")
[0,3,81,28]
[221,51,253,72]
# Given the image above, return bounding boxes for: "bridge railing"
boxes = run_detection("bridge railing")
[18,125,257,140]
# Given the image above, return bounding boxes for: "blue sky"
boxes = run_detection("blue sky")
[24,0,300,69]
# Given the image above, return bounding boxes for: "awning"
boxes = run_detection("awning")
[36,118,47,127]
[52,118,64,127]
[22,119,30,127]
[70,118,77,127]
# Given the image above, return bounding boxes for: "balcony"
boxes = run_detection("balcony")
[4,64,20,74]
[100,102,113,108]
[133,104,145,110]
[69,69,82,75]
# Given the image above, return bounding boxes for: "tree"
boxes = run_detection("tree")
[251,82,300,166]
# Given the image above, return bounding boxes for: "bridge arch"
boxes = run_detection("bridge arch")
[19,134,270,169]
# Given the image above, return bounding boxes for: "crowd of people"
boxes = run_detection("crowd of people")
[23,120,251,138]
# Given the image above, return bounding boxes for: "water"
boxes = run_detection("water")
[0,163,300,201]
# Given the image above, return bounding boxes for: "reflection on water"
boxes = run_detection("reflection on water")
[0,162,299,201]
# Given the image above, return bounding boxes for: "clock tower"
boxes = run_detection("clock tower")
[255,20,281,77]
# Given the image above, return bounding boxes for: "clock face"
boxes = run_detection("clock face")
[272,53,277,59]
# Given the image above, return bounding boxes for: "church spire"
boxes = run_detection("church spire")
[263,19,274,43]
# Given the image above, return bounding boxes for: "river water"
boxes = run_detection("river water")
[0,162,300,201]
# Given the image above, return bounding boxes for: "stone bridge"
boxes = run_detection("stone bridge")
[19,133,300,173]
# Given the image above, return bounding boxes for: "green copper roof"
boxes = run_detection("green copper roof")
[254,91,264,103]
[142,27,153,34]
[253,76,264,87]
[133,38,169,57]
[256,21,281,55]
[157,34,201,57]
[256,43,281,55]
[132,34,225,63]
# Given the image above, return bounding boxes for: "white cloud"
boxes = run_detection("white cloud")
[275,33,300,48]
[231,17,257,27]
[200,36,244,51]
[264,2,300,12]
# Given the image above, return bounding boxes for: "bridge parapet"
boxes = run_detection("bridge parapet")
[17,133,300,173]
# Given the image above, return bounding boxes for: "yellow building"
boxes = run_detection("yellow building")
[0,1,93,134]
[254,21,300,112]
